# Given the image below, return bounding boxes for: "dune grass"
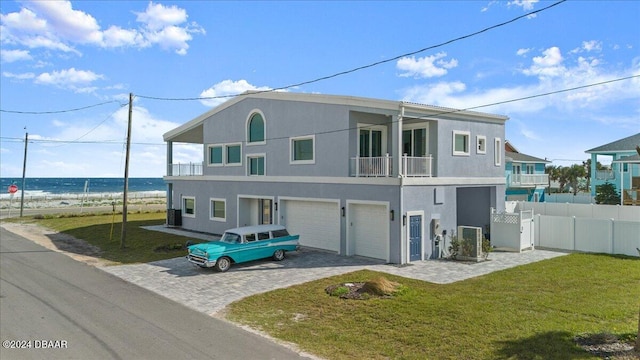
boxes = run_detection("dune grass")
[226,254,640,359]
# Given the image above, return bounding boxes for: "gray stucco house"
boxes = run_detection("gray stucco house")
[163,91,508,264]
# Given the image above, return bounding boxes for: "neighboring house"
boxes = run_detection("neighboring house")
[163,92,508,264]
[586,132,640,204]
[504,141,550,202]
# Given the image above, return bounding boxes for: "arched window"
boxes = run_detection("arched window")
[248,112,265,143]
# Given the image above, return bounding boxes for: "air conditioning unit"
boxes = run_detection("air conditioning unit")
[456,226,484,262]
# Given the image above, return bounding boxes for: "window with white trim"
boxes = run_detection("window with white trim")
[208,145,223,166]
[290,135,315,164]
[210,198,226,221]
[452,131,470,156]
[182,196,195,218]
[402,125,428,157]
[476,135,486,154]
[494,138,502,166]
[247,154,265,176]
[225,143,242,165]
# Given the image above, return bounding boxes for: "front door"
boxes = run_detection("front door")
[409,215,422,261]
[259,199,272,225]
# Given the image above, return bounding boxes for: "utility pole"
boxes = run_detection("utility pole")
[121,93,133,249]
[20,131,28,217]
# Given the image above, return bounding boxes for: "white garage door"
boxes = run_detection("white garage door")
[280,200,340,252]
[349,203,388,261]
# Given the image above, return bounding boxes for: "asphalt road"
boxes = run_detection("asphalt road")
[0,227,312,360]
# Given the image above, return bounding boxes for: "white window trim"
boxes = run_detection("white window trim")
[476,135,487,155]
[246,109,267,146]
[225,142,243,167]
[207,144,224,167]
[246,153,266,176]
[494,138,502,166]
[290,135,315,165]
[452,130,471,156]
[209,197,226,222]
[182,196,196,218]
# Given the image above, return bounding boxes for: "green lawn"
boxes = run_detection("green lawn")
[8,211,206,264]
[226,254,640,360]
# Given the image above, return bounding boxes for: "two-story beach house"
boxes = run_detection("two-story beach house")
[586,133,640,205]
[505,141,550,202]
[163,92,508,264]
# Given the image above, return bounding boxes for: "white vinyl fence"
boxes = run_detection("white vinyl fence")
[514,201,640,257]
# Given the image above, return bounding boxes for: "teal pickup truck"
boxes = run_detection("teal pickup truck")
[186,225,300,272]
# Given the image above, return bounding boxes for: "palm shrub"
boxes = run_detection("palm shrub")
[594,182,619,205]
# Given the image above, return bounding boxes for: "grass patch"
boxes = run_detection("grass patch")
[226,254,640,359]
[8,211,207,264]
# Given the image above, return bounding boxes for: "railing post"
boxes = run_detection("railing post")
[384,153,389,177]
[355,157,360,177]
[402,154,407,177]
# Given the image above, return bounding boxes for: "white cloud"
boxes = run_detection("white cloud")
[582,40,602,52]
[400,45,640,121]
[136,2,188,31]
[401,81,467,105]
[199,80,273,107]
[35,68,104,87]
[516,48,531,57]
[522,46,565,78]
[0,49,32,62]
[571,40,603,54]
[508,0,539,11]
[397,53,458,78]
[2,71,35,80]
[12,105,184,177]
[25,1,103,44]
[102,26,145,48]
[0,1,203,56]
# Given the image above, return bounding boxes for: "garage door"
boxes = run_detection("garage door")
[280,200,340,252]
[349,203,388,261]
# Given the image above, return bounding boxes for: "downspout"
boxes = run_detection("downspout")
[398,105,405,264]
[167,140,173,210]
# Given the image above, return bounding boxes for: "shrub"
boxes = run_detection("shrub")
[595,182,620,205]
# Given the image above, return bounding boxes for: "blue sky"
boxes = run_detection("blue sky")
[1,0,638,178]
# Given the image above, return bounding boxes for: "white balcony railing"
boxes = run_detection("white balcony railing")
[350,155,392,177]
[402,155,433,177]
[508,173,549,187]
[596,170,615,180]
[168,162,203,176]
[350,155,433,177]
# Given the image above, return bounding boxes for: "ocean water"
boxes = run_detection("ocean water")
[0,178,165,199]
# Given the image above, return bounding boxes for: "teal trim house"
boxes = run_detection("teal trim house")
[505,141,550,202]
[586,133,640,203]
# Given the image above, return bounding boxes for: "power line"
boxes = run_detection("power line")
[190,74,640,145]
[0,100,124,115]
[1,73,635,148]
[0,137,164,146]
[137,0,567,102]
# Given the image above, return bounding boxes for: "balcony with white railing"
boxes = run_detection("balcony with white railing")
[350,155,433,177]
[595,170,615,180]
[167,162,203,176]
[507,173,549,188]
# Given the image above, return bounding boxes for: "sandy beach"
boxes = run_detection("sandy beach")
[0,191,166,218]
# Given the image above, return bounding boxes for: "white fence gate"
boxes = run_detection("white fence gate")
[514,201,640,257]
[490,208,534,252]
